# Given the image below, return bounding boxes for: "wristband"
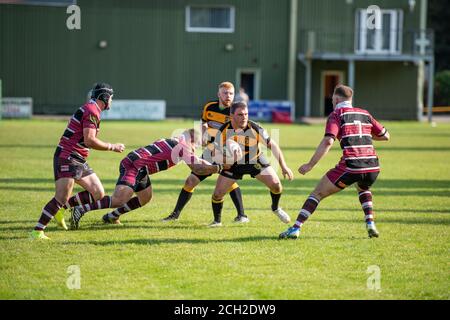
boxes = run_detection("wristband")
[108,143,113,151]
[216,164,223,172]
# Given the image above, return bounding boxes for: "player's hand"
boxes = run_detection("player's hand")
[112,143,125,153]
[298,163,313,175]
[233,148,243,162]
[282,166,294,181]
[222,164,232,170]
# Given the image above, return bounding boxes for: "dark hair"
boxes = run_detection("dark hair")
[230,101,248,114]
[334,85,353,99]
[91,83,114,102]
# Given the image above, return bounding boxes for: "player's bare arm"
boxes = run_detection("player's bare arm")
[188,162,222,176]
[201,121,209,146]
[298,136,335,175]
[83,128,125,153]
[267,140,294,180]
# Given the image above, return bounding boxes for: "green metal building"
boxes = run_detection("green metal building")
[0,0,434,120]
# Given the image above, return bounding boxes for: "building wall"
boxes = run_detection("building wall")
[0,0,289,116]
[302,60,419,120]
[0,0,425,119]
[294,0,425,119]
[354,61,419,120]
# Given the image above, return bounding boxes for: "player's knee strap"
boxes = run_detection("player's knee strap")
[183,185,195,193]
[212,196,224,203]
[227,182,239,193]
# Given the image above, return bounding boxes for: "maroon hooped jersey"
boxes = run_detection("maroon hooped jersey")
[126,138,199,175]
[325,105,386,173]
[57,100,101,161]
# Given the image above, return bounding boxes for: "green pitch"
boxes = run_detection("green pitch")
[0,119,448,299]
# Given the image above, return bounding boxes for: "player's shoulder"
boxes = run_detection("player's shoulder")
[351,107,374,121]
[248,119,265,131]
[82,101,100,116]
[202,100,219,111]
[164,138,179,148]
[327,109,339,119]
[218,120,232,132]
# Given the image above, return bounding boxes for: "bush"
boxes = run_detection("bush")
[434,70,450,106]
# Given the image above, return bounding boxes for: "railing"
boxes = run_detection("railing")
[298,29,434,57]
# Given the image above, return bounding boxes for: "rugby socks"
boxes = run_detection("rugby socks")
[212,197,224,223]
[63,191,94,209]
[358,191,374,224]
[172,186,194,216]
[107,197,142,220]
[35,197,63,231]
[270,191,281,211]
[293,196,320,228]
[78,196,112,215]
[229,184,245,217]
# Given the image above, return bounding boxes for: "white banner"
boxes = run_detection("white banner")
[102,100,166,120]
[2,97,33,118]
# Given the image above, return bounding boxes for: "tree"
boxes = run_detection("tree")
[428,0,450,72]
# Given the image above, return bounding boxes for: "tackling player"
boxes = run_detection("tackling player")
[69,129,226,228]
[279,85,390,239]
[162,82,248,223]
[30,83,125,240]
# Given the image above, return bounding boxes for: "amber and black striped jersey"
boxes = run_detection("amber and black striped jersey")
[201,100,231,143]
[216,120,271,163]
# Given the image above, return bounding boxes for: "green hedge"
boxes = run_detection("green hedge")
[435,70,450,106]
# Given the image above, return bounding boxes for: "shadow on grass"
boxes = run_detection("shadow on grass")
[245,207,450,214]
[0,236,28,240]
[283,146,450,152]
[2,176,450,197]
[1,211,448,234]
[57,234,361,246]
[0,220,36,225]
[312,217,450,226]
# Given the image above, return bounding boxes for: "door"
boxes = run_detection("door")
[236,68,260,101]
[321,71,344,116]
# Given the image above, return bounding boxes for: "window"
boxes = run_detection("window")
[186,5,235,33]
[355,9,403,54]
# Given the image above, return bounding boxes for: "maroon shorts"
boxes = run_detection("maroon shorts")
[326,166,379,190]
[116,158,151,192]
[53,156,94,181]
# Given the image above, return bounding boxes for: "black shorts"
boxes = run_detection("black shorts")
[220,155,270,180]
[326,167,379,190]
[116,158,152,192]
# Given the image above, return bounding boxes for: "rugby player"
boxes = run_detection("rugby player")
[209,101,294,227]
[69,129,226,228]
[31,83,125,240]
[162,82,248,223]
[279,85,390,239]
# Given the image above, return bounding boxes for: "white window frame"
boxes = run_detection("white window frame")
[185,5,235,33]
[355,9,403,55]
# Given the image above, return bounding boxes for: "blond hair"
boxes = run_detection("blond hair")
[218,82,234,90]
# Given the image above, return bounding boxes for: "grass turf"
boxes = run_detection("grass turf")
[0,119,448,299]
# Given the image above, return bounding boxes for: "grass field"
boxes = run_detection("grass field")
[0,119,449,300]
